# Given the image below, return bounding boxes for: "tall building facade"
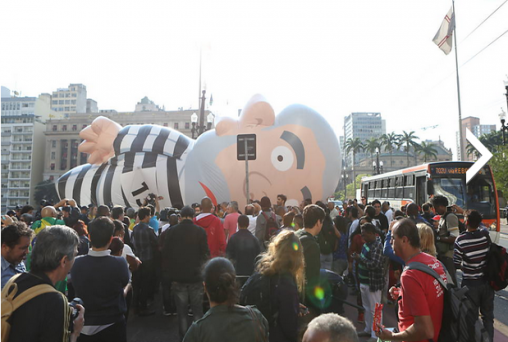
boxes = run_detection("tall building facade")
[1,91,54,211]
[43,108,211,181]
[343,112,384,166]
[51,84,88,117]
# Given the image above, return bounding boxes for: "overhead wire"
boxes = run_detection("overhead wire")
[458,0,507,44]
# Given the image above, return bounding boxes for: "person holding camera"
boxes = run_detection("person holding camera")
[3,225,85,342]
[431,195,459,285]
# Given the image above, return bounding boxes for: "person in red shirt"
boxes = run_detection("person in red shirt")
[194,197,226,258]
[377,218,447,342]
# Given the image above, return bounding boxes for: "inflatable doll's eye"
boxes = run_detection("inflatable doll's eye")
[271,146,294,171]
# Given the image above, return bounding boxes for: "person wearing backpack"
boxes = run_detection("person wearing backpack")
[453,210,494,342]
[2,225,85,342]
[376,218,447,342]
[241,229,306,342]
[255,196,280,251]
[296,204,325,312]
[431,195,459,285]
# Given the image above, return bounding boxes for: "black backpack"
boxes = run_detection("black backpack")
[261,212,279,242]
[240,272,278,327]
[407,262,489,342]
[485,243,508,291]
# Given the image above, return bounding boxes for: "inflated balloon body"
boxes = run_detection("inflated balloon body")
[57,95,342,209]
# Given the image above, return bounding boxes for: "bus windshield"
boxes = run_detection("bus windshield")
[432,174,497,219]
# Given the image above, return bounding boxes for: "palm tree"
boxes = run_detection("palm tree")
[344,137,364,193]
[467,131,503,159]
[399,131,420,167]
[417,141,438,162]
[365,137,381,166]
[381,132,400,171]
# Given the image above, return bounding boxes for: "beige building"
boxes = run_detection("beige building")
[43,109,212,181]
[135,96,163,112]
[357,139,453,172]
[1,92,55,211]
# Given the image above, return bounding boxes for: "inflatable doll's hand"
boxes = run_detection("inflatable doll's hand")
[78,116,122,165]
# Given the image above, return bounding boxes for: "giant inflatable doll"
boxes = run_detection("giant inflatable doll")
[57,95,341,209]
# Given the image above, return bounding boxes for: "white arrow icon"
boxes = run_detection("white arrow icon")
[465,128,493,184]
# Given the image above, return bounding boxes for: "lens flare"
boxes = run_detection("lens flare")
[314,286,325,300]
[292,242,299,251]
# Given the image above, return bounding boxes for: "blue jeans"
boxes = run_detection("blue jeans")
[462,279,494,342]
[172,281,204,341]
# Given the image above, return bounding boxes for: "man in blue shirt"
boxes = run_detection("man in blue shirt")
[1,222,32,289]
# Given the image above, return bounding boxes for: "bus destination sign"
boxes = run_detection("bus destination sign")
[431,166,470,175]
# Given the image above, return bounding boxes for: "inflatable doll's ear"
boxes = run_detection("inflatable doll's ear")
[215,117,238,136]
[239,94,275,128]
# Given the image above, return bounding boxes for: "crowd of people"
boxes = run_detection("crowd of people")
[0,191,496,342]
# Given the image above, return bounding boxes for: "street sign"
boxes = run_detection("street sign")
[237,134,256,160]
[465,128,493,184]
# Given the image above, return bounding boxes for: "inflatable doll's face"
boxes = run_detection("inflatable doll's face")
[215,124,325,207]
[212,95,332,207]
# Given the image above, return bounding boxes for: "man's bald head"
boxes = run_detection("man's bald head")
[406,203,419,217]
[303,313,358,342]
[41,206,57,218]
[201,197,213,212]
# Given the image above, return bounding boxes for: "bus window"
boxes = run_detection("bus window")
[433,178,465,207]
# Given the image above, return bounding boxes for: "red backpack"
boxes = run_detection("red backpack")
[262,212,278,242]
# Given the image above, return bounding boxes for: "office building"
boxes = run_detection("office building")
[1,90,54,211]
[343,112,384,166]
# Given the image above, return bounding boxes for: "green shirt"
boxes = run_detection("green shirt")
[184,305,268,342]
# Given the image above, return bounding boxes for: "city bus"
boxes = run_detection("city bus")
[360,161,501,243]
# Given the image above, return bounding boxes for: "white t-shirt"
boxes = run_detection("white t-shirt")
[384,208,393,224]
[330,208,339,220]
[121,244,136,282]
[247,215,257,235]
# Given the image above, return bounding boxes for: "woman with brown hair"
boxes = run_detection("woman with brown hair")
[256,229,306,342]
[183,257,268,342]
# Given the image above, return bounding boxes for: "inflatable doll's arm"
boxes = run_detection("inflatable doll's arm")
[78,116,122,165]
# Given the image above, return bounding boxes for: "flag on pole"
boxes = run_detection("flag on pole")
[433,7,455,55]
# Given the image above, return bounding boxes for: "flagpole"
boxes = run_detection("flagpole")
[452,0,465,161]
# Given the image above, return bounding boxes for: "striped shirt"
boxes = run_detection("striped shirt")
[453,229,491,281]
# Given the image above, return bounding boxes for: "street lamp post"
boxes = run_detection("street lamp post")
[191,90,213,139]
[373,147,383,175]
[191,113,198,139]
[342,167,349,200]
[500,109,507,146]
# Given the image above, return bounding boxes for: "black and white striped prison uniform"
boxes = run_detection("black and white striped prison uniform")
[57,125,194,209]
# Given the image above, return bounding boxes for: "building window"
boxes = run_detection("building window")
[52,140,56,148]
[174,123,179,129]
[50,163,55,170]
[163,123,168,127]
[59,100,64,104]
[71,100,76,104]
[49,175,54,181]
[65,100,70,104]
[52,125,57,131]
[62,125,67,131]
[72,125,77,131]
[51,152,55,159]
[82,125,87,129]
[65,93,70,98]
[52,100,57,105]
[185,122,190,129]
